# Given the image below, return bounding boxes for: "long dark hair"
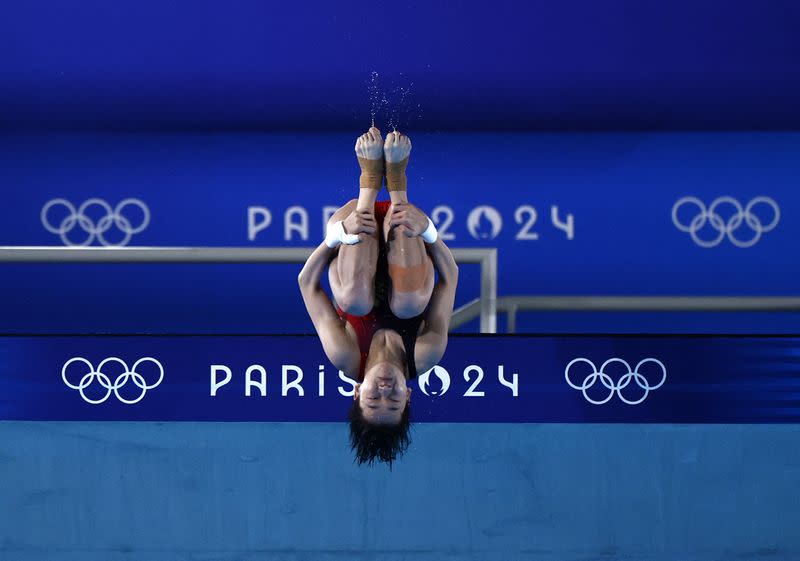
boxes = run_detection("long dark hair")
[348,399,411,468]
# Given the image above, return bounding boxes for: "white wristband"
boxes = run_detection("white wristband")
[325,220,361,248]
[420,217,438,244]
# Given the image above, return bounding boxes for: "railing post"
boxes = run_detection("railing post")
[479,249,497,334]
[507,304,518,334]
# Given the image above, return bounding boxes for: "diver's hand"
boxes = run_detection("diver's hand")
[388,202,428,237]
[343,209,377,238]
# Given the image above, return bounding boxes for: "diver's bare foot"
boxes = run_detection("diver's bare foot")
[356,127,384,190]
[384,131,411,163]
[355,126,384,160]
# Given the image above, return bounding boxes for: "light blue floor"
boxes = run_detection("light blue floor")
[1,423,799,561]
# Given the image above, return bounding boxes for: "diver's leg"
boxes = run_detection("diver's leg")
[382,131,435,319]
[328,128,383,316]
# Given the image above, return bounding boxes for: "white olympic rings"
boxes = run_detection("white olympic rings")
[565,357,667,405]
[62,357,164,404]
[671,196,779,248]
[41,198,150,246]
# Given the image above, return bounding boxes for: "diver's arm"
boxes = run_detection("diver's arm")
[414,237,459,372]
[298,243,360,374]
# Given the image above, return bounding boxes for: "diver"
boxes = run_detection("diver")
[298,126,458,466]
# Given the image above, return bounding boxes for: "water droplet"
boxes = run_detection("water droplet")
[365,72,420,132]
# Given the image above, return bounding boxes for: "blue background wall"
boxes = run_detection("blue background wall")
[2,422,799,560]
[2,1,800,559]
[1,131,798,334]
[2,0,800,131]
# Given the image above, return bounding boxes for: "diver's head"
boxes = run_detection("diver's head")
[348,329,414,466]
[355,361,412,425]
[348,346,413,466]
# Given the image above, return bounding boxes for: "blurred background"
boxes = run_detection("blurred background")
[2,0,799,333]
[1,1,799,560]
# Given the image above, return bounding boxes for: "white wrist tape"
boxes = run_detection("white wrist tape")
[420,217,438,244]
[325,220,361,248]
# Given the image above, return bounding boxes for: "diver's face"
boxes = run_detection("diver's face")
[355,362,412,425]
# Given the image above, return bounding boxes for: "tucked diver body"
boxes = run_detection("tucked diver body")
[298,127,458,466]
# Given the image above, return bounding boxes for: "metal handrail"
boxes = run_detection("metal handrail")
[450,295,800,333]
[0,245,498,333]
[8,247,795,334]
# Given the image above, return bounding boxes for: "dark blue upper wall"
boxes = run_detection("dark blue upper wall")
[2,0,799,131]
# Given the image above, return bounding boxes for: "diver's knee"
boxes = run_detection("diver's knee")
[390,291,428,319]
[336,282,374,316]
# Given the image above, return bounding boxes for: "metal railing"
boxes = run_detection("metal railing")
[4,246,799,334]
[450,295,800,333]
[0,246,499,333]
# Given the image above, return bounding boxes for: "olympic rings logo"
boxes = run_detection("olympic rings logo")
[671,196,779,248]
[41,198,150,246]
[565,357,666,405]
[62,357,164,404]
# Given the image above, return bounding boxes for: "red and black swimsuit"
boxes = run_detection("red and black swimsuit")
[335,200,424,380]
